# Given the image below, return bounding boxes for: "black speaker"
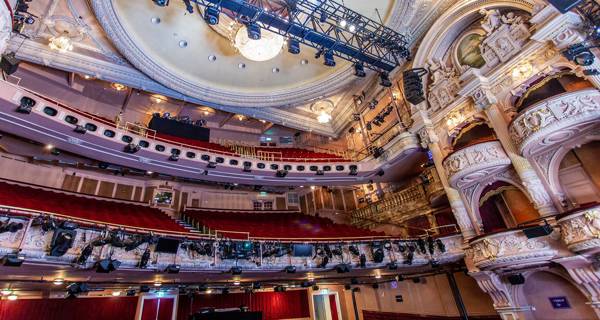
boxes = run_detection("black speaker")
[402,68,428,105]
[547,0,582,13]
[507,274,525,285]
[0,53,20,75]
[523,224,553,238]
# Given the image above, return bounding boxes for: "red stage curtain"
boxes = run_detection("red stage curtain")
[157,298,174,320]
[141,298,159,320]
[178,290,310,320]
[0,297,138,320]
[329,295,339,320]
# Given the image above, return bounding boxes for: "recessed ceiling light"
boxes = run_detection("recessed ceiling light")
[179,40,188,48]
[301,59,308,65]
[53,278,64,285]
[238,63,246,69]
[208,55,217,62]
[151,17,161,24]
[272,67,280,73]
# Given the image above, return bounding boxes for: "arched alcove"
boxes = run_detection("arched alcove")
[514,72,594,112]
[478,181,537,233]
[521,271,595,320]
[558,140,600,206]
[452,122,496,150]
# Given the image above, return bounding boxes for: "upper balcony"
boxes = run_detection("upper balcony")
[509,88,600,157]
[442,140,511,189]
[557,203,600,254]
[0,81,421,186]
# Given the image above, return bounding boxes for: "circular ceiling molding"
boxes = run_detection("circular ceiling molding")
[91,0,408,108]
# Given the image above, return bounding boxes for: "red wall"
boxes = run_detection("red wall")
[0,297,139,320]
[178,290,310,320]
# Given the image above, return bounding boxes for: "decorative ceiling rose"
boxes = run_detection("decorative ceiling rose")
[311,99,335,124]
[150,94,167,104]
[48,35,73,53]
[234,26,284,62]
[111,83,127,91]
[198,106,216,117]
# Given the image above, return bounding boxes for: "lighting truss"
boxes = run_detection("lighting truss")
[182,0,411,72]
[575,0,600,41]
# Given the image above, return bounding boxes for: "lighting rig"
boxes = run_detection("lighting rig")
[151,0,411,74]
[554,0,600,74]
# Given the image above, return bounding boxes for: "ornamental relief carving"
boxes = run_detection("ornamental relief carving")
[471,231,554,267]
[427,59,461,113]
[509,89,600,154]
[558,206,600,252]
[443,141,511,188]
[479,10,531,68]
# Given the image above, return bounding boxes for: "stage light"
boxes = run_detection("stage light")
[253,282,261,289]
[284,265,296,273]
[7,294,17,301]
[49,228,76,257]
[95,258,121,273]
[204,6,220,25]
[379,72,392,87]
[66,283,89,298]
[388,262,398,270]
[153,0,170,7]
[335,263,351,273]
[323,51,335,67]
[207,162,217,169]
[349,24,356,32]
[319,10,328,23]
[288,38,300,54]
[74,125,87,134]
[111,291,121,297]
[339,19,347,28]
[230,266,243,275]
[354,63,366,77]
[1,289,11,296]
[123,143,140,154]
[349,165,358,176]
[154,281,162,287]
[53,278,64,286]
[247,22,261,40]
[169,153,179,161]
[165,264,180,274]
[374,273,382,279]
[359,254,366,268]
[16,96,35,114]
[2,253,25,267]
[563,43,598,66]
[206,289,213,294]
[126,289,136,296]
[233,280,240,286]
[276,169,288,178]
[138,248,151,269]
[316,169,324,176]
[274,286,286,292]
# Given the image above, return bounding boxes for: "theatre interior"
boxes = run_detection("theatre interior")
[0,0,600,319]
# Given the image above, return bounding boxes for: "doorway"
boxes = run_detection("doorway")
[312,291,342,320]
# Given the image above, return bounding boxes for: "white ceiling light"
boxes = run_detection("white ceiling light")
[7,294,17,301]
[311,99,335,124]
[234,26,284,62]
[49,35,74,53]
[317,111,332,124]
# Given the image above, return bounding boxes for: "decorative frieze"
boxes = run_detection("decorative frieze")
[558,204,600,253]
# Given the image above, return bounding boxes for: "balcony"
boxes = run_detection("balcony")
[557,203,600,254]
[509,88,600,157]
[469,227,561,270]
[442,140,511,189]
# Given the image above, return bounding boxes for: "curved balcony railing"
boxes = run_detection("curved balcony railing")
[469,226,560,270]
[509,88,600,157]
[442,140,511,189]
[557,203,600,253]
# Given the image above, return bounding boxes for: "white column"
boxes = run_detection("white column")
[0,1,11,55]
[472,86,559,217]
[418,126,478,240]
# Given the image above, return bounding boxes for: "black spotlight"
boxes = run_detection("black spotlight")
[140,285,151,293]
[169,152,179,161]
[335,263,351,273]
[288,38,300,54]
[563,43,597,66]
[123,143,140,154]
[247,22,261,40]
[284,265,297,273]
[66,282,89,298]
[359,254,367,268]
[207,161,217,169]
[165,264,181,274]
[318,255,329,268]
[316,169,324,176]
[204,6,220,25]
[138,248,151,269]
[49,228,77,257]
[349,165,358,176]
[276,169,288,178]
[252,282,261,290]
[2,253,25,267]
[152,0,170,7]
[95,258,121,273]
[73,125,87,134]
[126,289,136,296]
[379,72,392,87]
[350,278,359,285]
[274,285,286,292]
[230,266,243,275]
[16,96,35,114]
[1,53,20,75]
[243,162,252,172]
[354,63,366,77]
[388,261,398,270]
[323,51,335,67]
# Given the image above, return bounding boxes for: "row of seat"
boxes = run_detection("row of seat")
[183,209,385,239]
[0,181,189,233]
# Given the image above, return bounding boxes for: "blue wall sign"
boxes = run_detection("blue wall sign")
[549,296,571,309]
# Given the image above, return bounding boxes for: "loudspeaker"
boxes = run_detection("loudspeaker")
[507,274,525,285]
[0,53,20,75]
[402,68,428,105]
[547,0,582,13]
[523,224,553,238]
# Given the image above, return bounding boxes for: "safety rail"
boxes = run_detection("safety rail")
[351,183,429,225]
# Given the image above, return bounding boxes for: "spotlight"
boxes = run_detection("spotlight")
[349,165,358,176]
[359,254,366,268]
[126,289,136,296]
[76,244,93,265]
[16,96,35,114]
[335,263,351,273]
[247,22,261,40]
[53,278,64,286]
[276,169,288,178]
[230,266,242,275]
[0,52,20,76]
[66,282,89,298]
[288,38,300,54]
[207,161,217,169]
[123,143,140,154]
[323,51,335,67]
[274,286,286,292]
[388,261,398,270]
[165,264,180,274]
[252,282,261,290]
[2,253,25,267]
[344,284,351,290]
[95,258,121,273]
[319,10,328,23]
[204,6,220,25]
[138,248,151,269]
[73,125,87,134]
[372,283,379,289]
[316,169,324,176]
[169,153,179,161]
[354,63,366,77]
[312,285,320,291]
[284,265,296,273]
[49,228,76,257]
[379,72,392,87]
[152,0,170,7]
[563,43,599,67]
[318,255,329,268]
[243,162,252,172]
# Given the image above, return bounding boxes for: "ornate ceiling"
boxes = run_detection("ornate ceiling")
[7,0,453,136]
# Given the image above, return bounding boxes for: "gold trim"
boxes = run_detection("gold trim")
[515,71,572,111]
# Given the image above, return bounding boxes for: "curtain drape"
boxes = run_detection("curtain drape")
[0,296,138,320]
[328,295,339,320]
[177,290,310,320]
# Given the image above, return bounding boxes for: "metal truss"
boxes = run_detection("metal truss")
[183,0,411,72]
